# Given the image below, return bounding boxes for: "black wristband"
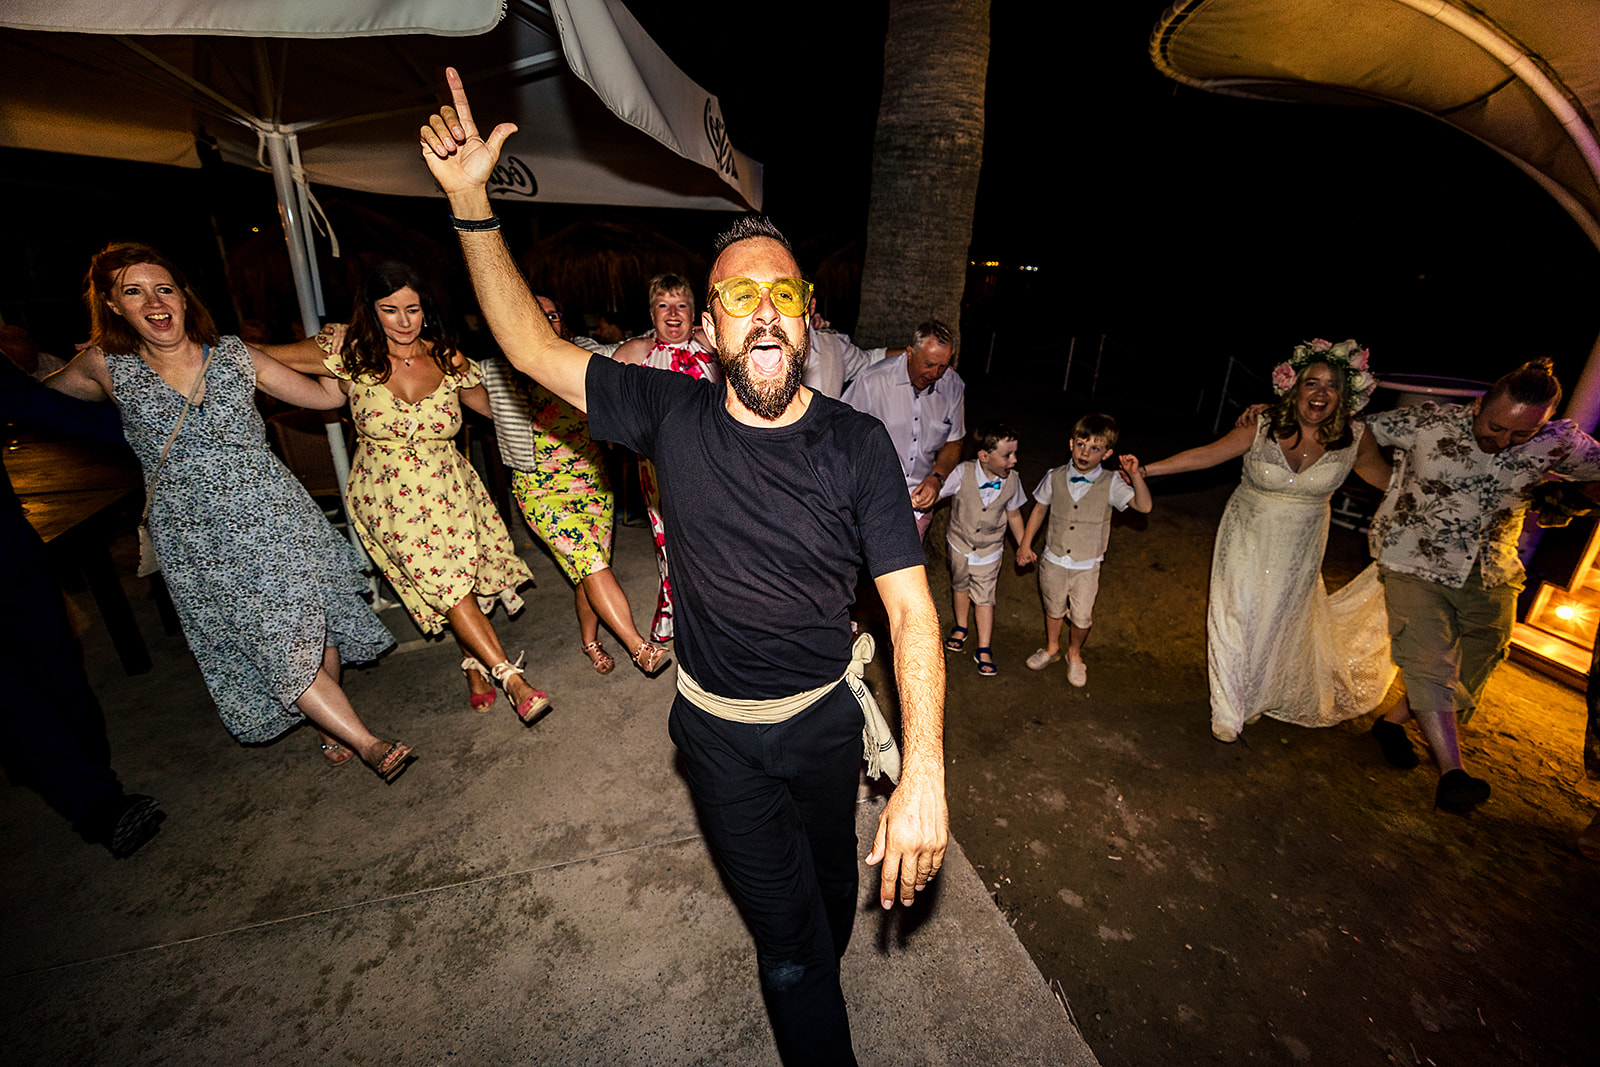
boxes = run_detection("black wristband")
[450,214,501,232]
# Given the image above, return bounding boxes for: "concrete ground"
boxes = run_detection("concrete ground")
[0,506,1098,1066]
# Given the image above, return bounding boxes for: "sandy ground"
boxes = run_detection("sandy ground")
[928,379,1600,1066]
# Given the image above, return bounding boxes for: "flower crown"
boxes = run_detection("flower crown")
[1271,338,1377,413]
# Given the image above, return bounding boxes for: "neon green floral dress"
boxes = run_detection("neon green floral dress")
[321,347,531,633]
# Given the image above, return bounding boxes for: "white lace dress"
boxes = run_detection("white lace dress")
[1207,416,1396,742]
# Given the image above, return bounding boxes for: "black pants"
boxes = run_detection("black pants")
[669,683,863,1067]
[0,513,124,829]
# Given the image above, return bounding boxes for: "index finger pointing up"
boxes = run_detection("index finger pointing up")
[445,67,473,142]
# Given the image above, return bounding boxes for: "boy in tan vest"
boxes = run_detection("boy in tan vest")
[938,422,1030,675]
[1019,413,1152,686]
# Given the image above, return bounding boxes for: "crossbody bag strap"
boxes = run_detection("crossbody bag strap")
[140,343,214,523]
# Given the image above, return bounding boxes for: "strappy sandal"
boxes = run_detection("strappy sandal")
[632,642,672,677]
[583,640,616,675]
[973,647,998,677]
[462,656,497,711]
[370,741,415,784]
[944,625,968,652]
[490,653,552,725]
[319,740,356,767]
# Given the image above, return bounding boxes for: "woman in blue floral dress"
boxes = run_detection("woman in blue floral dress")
[48,243,411,781]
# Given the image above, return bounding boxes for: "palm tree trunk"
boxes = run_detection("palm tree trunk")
[856,0,991,353]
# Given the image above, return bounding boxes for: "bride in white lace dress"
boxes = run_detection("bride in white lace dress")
[1144,340,1395,742]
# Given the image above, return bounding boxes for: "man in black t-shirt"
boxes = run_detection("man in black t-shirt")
[423,71,949,1066]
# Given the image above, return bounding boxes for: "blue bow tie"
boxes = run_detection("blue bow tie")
[980,479,1002,491]
[1069,474,1095,483]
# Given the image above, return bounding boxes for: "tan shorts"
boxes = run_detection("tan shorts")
[949,552,1003,605]
[1040,559,1100,629]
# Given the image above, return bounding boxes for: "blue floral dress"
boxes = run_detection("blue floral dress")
[107,337,393,743]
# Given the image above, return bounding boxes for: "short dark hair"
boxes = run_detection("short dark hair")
[973,421,1017,454]
[711,213,794,255]
[1072,413,1119,449]
[1485,358,1563,411]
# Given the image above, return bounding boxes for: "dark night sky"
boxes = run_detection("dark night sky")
[628,2,1600,385]
[2,3,1595,390]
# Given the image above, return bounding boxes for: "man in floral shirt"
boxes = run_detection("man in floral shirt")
[1366,359,1600,813]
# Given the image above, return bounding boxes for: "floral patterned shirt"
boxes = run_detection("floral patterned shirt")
[1366,401,1600,588]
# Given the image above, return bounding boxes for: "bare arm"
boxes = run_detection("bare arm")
[1352,426,1392,490]
[1142,421,1256,478]
[250,345,346,410]
[1120,453,1154,513]
[420,68,591,411]
[1020,502,1048,555]
[865,564,949,908]
[1008,507,1034,567]
[911,438,964,509]
[42,347,112,402]
[460,383,493,419]
[256,326,343,376]
[612,336,651,366]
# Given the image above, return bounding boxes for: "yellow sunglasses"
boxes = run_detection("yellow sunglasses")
[708,276,813,318]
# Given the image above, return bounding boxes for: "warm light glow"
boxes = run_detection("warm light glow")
[1556,604,1578,621]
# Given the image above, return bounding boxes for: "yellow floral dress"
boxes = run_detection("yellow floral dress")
[321,347,531,634]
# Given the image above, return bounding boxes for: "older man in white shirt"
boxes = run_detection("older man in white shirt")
[842,320,965,538]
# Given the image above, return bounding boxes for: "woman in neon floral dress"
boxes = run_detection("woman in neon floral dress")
[480,293,668,677]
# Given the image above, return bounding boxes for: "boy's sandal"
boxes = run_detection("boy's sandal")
[582,640,616,675]
[632,642,672,676]
[974,646,998,676]
[944,625,969,652]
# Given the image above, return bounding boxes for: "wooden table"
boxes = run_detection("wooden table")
[5,436,152,674]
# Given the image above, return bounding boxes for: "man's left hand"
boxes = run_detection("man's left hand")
[910,476,941,510]
[866,764,949,908]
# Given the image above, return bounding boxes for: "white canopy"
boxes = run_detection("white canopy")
[1150,0,1600,424]
[0,0,762,213]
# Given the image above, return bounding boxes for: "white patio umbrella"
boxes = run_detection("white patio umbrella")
[1150,0,1600,427]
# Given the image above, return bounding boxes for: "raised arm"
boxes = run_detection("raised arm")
[1119,453,1154,513]
[420,68,590,411]
[42,346,112,402]
[250,345,346,410]
[1142,421,1257,478]
[865,564,949,908]
[257,325,345,376]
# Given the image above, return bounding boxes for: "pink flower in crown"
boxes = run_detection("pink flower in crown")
[1271,362,1297,393]
[1310,338,1333,352]
[1349,347,1370,372]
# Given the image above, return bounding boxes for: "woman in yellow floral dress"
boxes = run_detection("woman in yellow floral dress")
[277,262,549,723]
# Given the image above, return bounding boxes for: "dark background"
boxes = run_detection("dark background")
[2,4,1596,405]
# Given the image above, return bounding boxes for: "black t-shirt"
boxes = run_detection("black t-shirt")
[587,356,924,698]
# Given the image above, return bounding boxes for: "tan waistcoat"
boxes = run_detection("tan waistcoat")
[947,459,1019,556]
[1045,467,1114,561]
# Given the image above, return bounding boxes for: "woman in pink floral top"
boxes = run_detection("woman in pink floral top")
[277,262,548,725]
[613,272,720,643]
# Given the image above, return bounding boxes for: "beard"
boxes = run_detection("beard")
[717,322,807,421]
